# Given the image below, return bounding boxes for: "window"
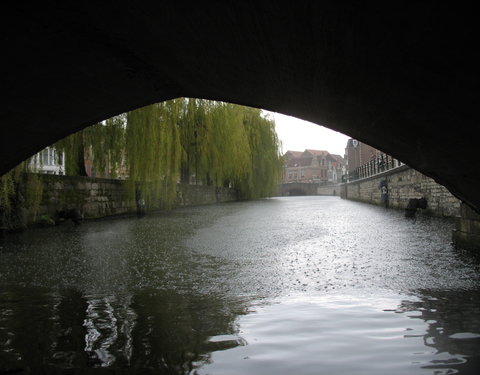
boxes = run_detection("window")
[42,149,49,165]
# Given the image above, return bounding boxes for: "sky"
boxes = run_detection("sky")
[265,111,351,156]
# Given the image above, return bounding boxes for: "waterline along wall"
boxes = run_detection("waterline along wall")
[340,165,461,217]
[4,174,237,230]
[340,165,480,251]
[452,203,480,252]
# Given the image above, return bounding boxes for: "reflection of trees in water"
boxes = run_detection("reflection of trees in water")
[0,288,89,371]
[129,289,250,374]
[0,287,250,374]
[397,289,480,373]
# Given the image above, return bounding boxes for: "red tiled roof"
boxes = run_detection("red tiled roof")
[285,149,344,169]
[330,154,345,164]
[287,157,314,167]
[284,150,303,159]
[303,149,329,157]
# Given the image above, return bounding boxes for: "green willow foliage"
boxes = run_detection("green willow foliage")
[53,99,283,208]
[0,168,19,213]
[52,131,86,176]
[0,162,43,220]
[125,100,182,208]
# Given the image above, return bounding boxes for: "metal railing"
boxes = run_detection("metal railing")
[342,154,404,182]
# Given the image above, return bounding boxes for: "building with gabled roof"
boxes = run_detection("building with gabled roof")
[284,150,303,160]
[283,149,345,184]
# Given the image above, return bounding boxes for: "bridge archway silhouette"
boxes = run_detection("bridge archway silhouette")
[279,183,320,197]
[1,3,478,211]
[287,189,307,196]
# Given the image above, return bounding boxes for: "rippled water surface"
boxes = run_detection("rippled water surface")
[1,196,479,374]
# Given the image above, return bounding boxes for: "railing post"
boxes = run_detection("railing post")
[352,153,401,181]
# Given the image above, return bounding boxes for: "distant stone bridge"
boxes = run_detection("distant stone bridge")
[278,183,340,197]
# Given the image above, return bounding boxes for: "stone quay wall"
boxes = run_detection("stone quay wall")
[317,184,342,196]
[38,175,135,219]
[340,165,461,218]
[452,203,480,252]
[174,183,237,207]
[34,175,236,222]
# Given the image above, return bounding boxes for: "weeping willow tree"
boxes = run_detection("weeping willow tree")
[178,98,205,184]
[0,167,21,215]
[182,100,251,188]
[54,131,88,176]
[49,98,283,209]
[0,159,44,229]
[84,114,126,179]
[234,107,284,199]
[125,100,182,208]
[178,100,283,197]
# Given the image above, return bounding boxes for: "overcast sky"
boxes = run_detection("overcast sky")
[266,111,351,156]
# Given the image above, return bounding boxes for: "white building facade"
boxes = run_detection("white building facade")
[30,147,65,175]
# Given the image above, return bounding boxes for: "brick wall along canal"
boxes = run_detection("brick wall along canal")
[1,196,480,374]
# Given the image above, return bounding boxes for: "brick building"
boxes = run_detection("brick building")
[84,146,128,179]
[284,149,345,184]
[344,139,404,181]
[344,139,380,173]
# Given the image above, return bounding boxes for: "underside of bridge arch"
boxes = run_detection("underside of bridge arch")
[1,3,478,211]
[286,189,307,197]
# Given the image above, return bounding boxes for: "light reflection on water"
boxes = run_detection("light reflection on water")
[0,196,480,374]
[197,292,479,375]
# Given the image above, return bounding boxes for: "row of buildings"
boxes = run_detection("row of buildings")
[283,149,345,184]
[282,139,399,184]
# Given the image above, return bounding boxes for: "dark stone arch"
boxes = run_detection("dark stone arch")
[1,3,478,211]
[286,189,307,197]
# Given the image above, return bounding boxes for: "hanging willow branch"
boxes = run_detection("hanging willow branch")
[0,159,44,226]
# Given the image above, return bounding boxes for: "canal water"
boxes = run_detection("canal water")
[1,196,479,374]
